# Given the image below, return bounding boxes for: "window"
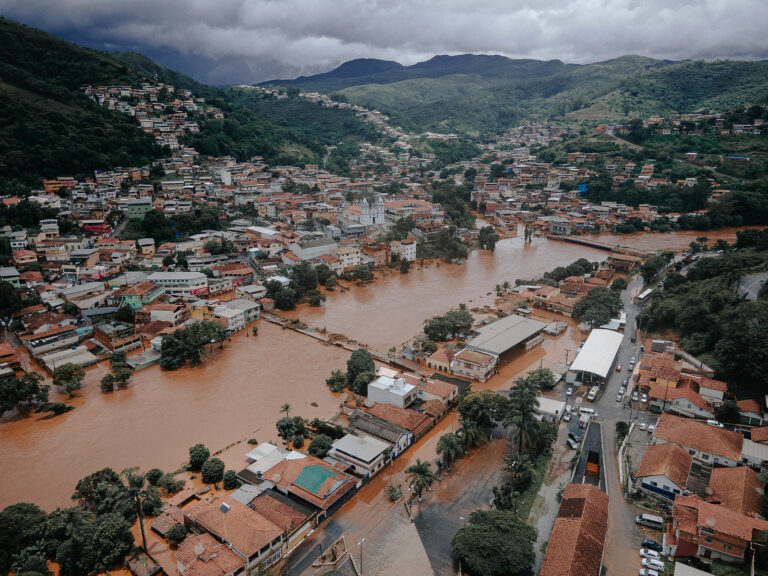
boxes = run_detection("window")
[701,527,714,535]
[702,454,709,460]
[705,538,712,544]
[689,450,695,455]
[650,481,658,487]
[724,544,731,550]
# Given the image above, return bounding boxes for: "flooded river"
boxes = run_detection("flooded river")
[0,228,751,510]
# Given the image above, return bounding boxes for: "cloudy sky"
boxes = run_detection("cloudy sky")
[2,0,768,85]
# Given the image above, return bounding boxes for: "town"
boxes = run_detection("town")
[2,15,768,576]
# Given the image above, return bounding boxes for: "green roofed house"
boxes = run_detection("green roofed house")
[263,455,357,522]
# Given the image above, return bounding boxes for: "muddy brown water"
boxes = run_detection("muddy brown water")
[0,229,751,510]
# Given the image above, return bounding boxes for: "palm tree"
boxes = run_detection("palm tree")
[502,280,511,293]
[505,378,541,453]
[406,459,437,501]
[280,403,292,418]
[457,421,484,450]
[114,468,161,551]
[436,432,465,469]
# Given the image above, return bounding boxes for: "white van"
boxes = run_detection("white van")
[579,407,596,416]
[635,514,664,529]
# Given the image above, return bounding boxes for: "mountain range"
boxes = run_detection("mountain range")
[264,54,768,134]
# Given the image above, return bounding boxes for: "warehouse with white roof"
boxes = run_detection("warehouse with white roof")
[566,329,624,386]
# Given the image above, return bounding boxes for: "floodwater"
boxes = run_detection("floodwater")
[0,227,752,511]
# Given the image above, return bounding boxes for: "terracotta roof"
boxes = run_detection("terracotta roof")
[402,373,457,401]
[540,484,609,576]
[635,443,692,488]
[175,532,245,576]
[363,402,432,437]
[750,427,768,444]
[453,348,496,366]
[699,377,728,393]
[0,342,17,357]
[20,324,76,341]
[184,498,282,558]
[737,399,763,416]
[708,467,764,517]
[426,347,455,365]
[121,281,160,296]
[250,492,308,532]
[654,413,743,462]
[674,494,768,542]
[648,380,711,412]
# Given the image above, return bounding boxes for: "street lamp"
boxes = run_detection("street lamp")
[459,516,466,528]
[357,537,365,575]
[219,501,231,546]
[210,338,216,352]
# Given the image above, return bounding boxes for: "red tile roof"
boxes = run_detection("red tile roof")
[175,532,245,576]
[635,443,692,489]
[737,399,762,416]
[708,467,764,517]
[654,413,743,462]
[674,494,768,542]
[250,493,308,532]
[540,484,609,576]
[363,402,432,437]
[750,427,768,444]
[262,456,355,510]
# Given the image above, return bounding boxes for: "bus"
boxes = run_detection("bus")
[587,385,599,402]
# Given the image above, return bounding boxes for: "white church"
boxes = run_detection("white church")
[344,196,386,226]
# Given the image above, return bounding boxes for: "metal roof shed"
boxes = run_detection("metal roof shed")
[568,329,624,381]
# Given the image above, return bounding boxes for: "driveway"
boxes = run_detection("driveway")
[737,271,768,300]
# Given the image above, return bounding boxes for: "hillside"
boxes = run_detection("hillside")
[0,19,382,189]
[0,18,163,189]
[266,54,768,135]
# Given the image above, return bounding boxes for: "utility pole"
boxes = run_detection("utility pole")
[565,348,571,365]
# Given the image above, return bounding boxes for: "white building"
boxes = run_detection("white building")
[390,239,417,262]
[328,433,390,477]
[367,375,417,408]
[146,271,208,298]
[450,348,498,382]
[333,246,362,270]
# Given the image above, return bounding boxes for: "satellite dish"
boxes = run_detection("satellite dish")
[194,544,205,555]
[219,502,231,514]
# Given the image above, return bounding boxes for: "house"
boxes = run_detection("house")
[120,281,165,310]
[635,443,693,500]
[652,413,743,467]
[137,238,155,257]
[367,375,417,408]
[707,467,764,518]
[176,532,245,576]
[648,379,714,419]
[668,494,768,561]
[425,347,455,373]
[184,498,285,571]
[389,238,417,262]
[328,433,391,478]
[249,492,313,553]
[0,266,20,287]
[539,483,609,576]
[146,271,209,298]
[12,250,37,266]
[0,342,21,369]
[450,348,498,383]
[536,396,567,423]
[699,377,728,405]
[347,409,413,460]
[20,325,79,357]
[262,455,357,521]
[401,373,459,405]
[737,399,766,426]
[362,402,432,440]
[92,321,143,352]
[750,427,768,445]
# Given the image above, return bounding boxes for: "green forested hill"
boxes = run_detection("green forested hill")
[0,18,380,190]
[0,18,163,190]
[266,53,768,135]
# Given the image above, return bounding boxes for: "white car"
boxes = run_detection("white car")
[639,570,660,576]
[648,424,656,434]
[565,404,573,413]
[616,393,623,402]
[706,419,725,428]
[642,558,665,571]
[632,391,639,402]
[641,394,648,403]
[566,387,573,397]
[639,549,660,559]
[564,412,571,422]
[639,422,647,431]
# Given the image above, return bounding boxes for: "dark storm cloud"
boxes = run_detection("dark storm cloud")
[2,0,767,84]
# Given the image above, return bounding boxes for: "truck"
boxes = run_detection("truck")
[587,385,599,402]
[585,450,600,485]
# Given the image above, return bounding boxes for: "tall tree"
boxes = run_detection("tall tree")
[112,468,160,552]
[436,432,465,468]
[505,378,541,453]
[406,459,437,501]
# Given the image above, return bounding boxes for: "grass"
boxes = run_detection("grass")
[517,451,551,519]
[710,559,750,576]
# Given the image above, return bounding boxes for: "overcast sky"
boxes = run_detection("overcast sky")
[2,0,768,85]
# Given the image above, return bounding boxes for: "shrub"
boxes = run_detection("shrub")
[188,443,210,471]
[166,523,187,543]
[145,468,164,486]
[201,458,225,484]
[222,470,239,490]
[292,435,305,449]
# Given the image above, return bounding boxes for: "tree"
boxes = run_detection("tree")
[222,470,239,490]
[89,513,134,571]
[451,510,536,576]
[72,468,123,512]
[112,468,161,552]
[715,399,741,424]
[573,286,622,327]
[641,256,666,281]
[306,289,326,306]
[423,309,474,341]
[525,368,555,390]
[12,543,51,576]
[610,277,628,292]
[478,226,500,252]
[346,349,375,387]
[280,403,292,418]
[274,287,298,310]
[308,434,333,458]
[289,262,318,296]
[276,416,308,445]
[0,502,47,575]
[100,373,115,393]
[405,459,437,500]
[188,444,210,471]
[201,458,225,484]
[436,432,465,468]
[505,377,541,453]
[457,421,485,450]
[399,258,410,274]
[52,363,85,397]
[160,320,228,370]
[350,370,375,395]
[326,369,347,392]
[458,390,507,430]
[503,454,535,491]
[166,523,187,544]
[0,372,49,415]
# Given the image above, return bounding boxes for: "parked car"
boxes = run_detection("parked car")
[566,387,573,397]
[639,570,659,576]
[619,385,627,395]
[563,412,571,422]
[640,422,647,431]
[631,356,636,363]
[642,558,665,571]
[639,549,660,559]
[706,419,725,428]
[616,393,624,402]
[641,394,648,403]
[631,335,636,343]
[648,424,656,434]
[641,539,663,552]
[568,432,583,443]
[632,391,639,402]
[565,404,573,413]
[567,438,579,450]
[616,364,622,371]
